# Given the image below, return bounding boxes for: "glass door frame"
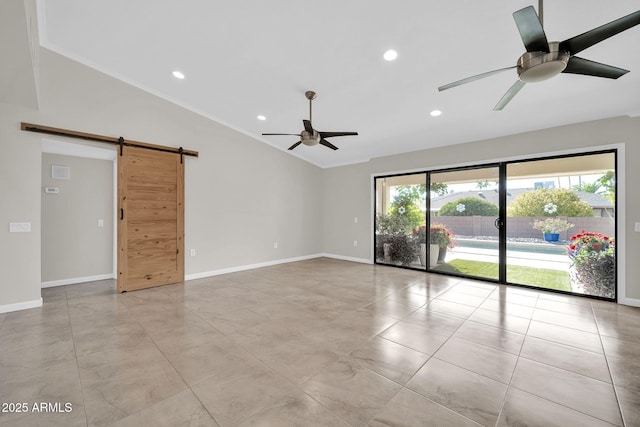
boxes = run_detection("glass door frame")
[373,148,617,302]
[426,163,504,283]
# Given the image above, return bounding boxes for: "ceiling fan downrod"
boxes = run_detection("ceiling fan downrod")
[305,90,316,122]
[538,0,543,27]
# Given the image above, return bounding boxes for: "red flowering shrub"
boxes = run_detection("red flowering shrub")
[567,230,615,298]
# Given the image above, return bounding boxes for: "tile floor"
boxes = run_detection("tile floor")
[1,258,639,426]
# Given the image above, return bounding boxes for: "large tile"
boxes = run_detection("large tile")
[454,321,525,355]
[527,320,603,353]
[198,307,267,335]
[511,358,622,426]
[436,289,488,308]
[109,389,218,427]
[384,290,431,307]
[531,308,598,333]
[535,298,598,317]
[601,336,640,392]
[303,359,402,426]
[72,317,151,357]
[434,336,518,384]
[467,307,531,334]
[77,342,188,426]
[237,395,350,427]
[192,369,306,426]
[407,358,508,426]
[520,336,611,383]
[362,299,420,319]
[0,335,76,378]
[348,336,429,385]
[370,388,481,427]
[426,299,477,318]
[380,320,451,355]
[151,320,224,355]
[480,298,535,318]
[0,359,85,427]
[617,386,640,427]
[163,339,262,386]
[402,307,465,334]
[497,387,618,427]
[246,337,340,385]
[595,307,640,344]
[489,287,540,306]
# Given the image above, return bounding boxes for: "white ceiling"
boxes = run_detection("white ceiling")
[38,1,640,168]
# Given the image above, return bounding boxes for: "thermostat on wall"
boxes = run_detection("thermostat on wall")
[45,187,60,194]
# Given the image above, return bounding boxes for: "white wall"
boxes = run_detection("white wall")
[0,48,324,311]
[41,153,114,284]
[323,116,640,302]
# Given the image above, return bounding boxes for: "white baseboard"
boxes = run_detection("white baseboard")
[42,274,115,288]
[619,297,640,308]
[185,254,325,281]
[321,253,373,264]
[0,298,43,314]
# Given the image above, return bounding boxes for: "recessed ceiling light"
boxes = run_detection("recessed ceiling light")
[257,115,266,121]
[383,49,398,61]
[172,71,185,79]
[430,110,442,117]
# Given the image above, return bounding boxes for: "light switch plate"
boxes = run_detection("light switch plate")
[635,222,640,232]
[9,222,31,232]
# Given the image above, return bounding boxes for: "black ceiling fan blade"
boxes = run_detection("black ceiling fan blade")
[560,10,640,55]
[438,66,517,92]
[563,56,629,79]
[319,139,339,150]
[262,133,301,136]
[494,80,526,111]
[318,131,358,138]
[287,141,303,150]
[303,119,314,133]
[513,6,550,53]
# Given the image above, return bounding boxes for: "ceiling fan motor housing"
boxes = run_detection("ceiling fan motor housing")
[301,129,320,146]
[517,42,570,83]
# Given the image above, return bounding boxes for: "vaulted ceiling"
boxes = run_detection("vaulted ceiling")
[39,1,640,167]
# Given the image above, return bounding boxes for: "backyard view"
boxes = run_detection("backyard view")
[374,152,616,299]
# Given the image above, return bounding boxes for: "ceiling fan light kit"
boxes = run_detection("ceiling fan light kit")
[517,42,569,83]
[262,90,358,151]
[438,1,640,110]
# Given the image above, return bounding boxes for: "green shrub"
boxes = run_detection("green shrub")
[508,189,593,217]
[439,197,498,216]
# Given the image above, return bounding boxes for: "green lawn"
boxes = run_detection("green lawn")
[434,259,571,291]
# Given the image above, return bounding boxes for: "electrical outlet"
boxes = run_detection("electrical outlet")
[98,219,104,227]
[635,222,640,232]
[354,217,358,223]
[190,249,196,256]
[353,240,358,247]
[274,242,278,249]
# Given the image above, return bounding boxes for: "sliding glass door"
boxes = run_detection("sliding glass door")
[428,166,501,281]
[375,173,427,270]
[506,152,616,298]
[373,150,616,300]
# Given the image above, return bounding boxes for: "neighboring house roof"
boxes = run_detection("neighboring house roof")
[430,189,613,211]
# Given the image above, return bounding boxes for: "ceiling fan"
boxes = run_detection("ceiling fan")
[438,1,640,110]
[262,91,358,150]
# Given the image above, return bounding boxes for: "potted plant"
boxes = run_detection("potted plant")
[567,230,615,298]
[532,217,574,242]
[413,225,427,266]
[430,223,456,263]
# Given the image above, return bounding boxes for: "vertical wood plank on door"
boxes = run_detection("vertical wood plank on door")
[117,146,184,292]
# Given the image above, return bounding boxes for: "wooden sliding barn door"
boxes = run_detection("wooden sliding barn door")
[117,146,184,292]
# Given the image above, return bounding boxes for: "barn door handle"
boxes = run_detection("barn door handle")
[120,208,124,220]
